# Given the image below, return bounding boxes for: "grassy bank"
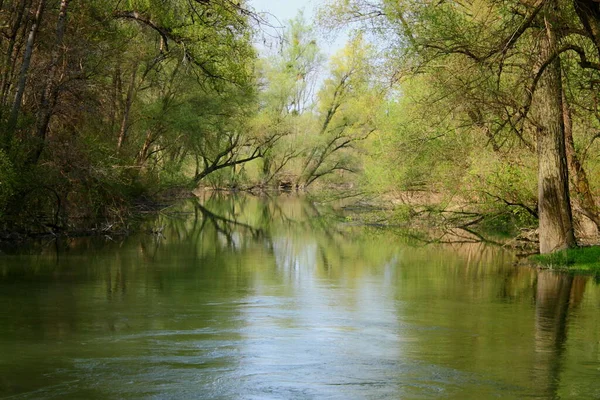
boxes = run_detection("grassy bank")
[530,246,600,273]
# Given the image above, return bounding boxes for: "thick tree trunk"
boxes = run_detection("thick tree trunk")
[536,4,576,254]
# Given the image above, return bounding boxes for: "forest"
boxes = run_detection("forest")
[1,0,600,255]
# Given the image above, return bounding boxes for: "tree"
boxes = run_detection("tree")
[299,33,382,187]
[533,1,576,253]
[0,0,262,229]
[320,0,600,252]
[253,16,385,190]
[251,13,324,186]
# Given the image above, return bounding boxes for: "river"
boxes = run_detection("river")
[0,193,599,399]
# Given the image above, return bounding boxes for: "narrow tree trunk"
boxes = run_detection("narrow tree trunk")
[6,0,45,134]
[562,89,600,232]
[109,64,121,132]
[468,109,500,152]
[136,129,154,166]
[32,0,70,164]
[573,0,600,59]
[1,7,30,113]
[536,4,576,254]
[0,0,29,113]
[117,64,138,152]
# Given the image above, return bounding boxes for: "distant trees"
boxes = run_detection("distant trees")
[0,0,389,229]
[298,34,382,187]
[253,15,385,189]
[251,14,324,187]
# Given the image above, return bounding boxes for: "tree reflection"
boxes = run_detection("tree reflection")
[2,194,600,399]
[533,270,588,398]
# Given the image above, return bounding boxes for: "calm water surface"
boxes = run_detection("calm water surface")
[0,194,599,399]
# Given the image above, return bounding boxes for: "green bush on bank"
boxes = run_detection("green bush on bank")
[531,246,600,272]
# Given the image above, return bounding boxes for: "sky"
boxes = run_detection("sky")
[248,0,347,56]
[249,0,316,28]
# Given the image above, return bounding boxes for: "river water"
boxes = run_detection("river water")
[0,194,599,399]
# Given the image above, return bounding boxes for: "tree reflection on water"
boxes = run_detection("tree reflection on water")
[0,193,599,399]
[534,270,589,398]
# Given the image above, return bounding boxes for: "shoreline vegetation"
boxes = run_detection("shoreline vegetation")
[530,246,600,273]
[1,183,600,274]
[1,1,600,269]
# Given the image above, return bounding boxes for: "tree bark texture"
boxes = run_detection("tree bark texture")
[536,2,576,254]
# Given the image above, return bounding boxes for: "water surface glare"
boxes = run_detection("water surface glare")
[1,194,599,399]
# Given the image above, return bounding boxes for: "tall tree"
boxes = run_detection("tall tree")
[32,0,70,163]
[534,1,576,253]
[251,13,324,186]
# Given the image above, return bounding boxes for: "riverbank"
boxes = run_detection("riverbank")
[1,192,598,399]
[530,246,600,273]
[3,185,600,276]
[0,189,194,244]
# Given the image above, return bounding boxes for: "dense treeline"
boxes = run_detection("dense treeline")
[315,0,600,253]
[0,1,384,234]
[0,0,385,235]
[3,0,600,254]
[0,0,262,231]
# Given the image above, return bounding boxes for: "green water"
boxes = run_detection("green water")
[0,194,599,399]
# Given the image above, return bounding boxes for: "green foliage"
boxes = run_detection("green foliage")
[0,150,15,217]
[532,246,600,272]
[248,14,387,189]
[0,0,262,232]
[318,0,600,249]
[298,33,385,187]
[363,76,473,194]
[4,0,600,248]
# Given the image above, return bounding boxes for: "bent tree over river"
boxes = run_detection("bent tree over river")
[1,194,600,399]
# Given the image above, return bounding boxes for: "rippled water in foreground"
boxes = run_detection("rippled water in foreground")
[1,194,599,399]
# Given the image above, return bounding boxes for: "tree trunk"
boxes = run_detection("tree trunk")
[1,2,30,116]
[0,0,29,113]
[136,129,154,166]
[573,0,600,59]
[562,89,600,233]
[536,3,576,254]
[109,64,121,133]
[32,0,70,164]
[6,0,45,134]
[117,64,138,152]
